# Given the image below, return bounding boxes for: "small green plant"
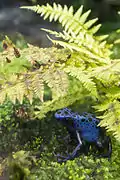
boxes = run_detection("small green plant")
[6,151,36,180]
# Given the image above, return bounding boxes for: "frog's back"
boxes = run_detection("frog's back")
[55,108,100,142]
[72,112,100,142]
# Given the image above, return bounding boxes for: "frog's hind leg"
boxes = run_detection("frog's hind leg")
[96,136,112,159]
[102,136,112,159]
[57,143,82,162]
[56,131,83,162]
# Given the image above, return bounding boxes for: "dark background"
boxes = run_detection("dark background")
[1,0,120,22]
[0,0,120,46]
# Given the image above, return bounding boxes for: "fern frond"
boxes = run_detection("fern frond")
[0,75,26,104]
[43,67,68,98]
[47,32,111,64]
[106,86,120,100]
[47,36,109,65]
[96,35,109,41]
[93,100,111,112]
[0,46,70,104]
[26,73,44,102]
[22,4,99,35]
[34,80,90,119]
[98,100,120,141]
[91,60,120,83]
[22,3,111,64]
[64,66,97,97]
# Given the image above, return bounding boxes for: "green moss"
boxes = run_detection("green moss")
[0,100,120,179]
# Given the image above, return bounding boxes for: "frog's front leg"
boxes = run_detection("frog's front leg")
[76,130,82,145]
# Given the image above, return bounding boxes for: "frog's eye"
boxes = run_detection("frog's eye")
[64,110,69,115]
[81,118,86,122]
[57,111,62,114]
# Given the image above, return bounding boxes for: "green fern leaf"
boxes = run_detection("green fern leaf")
[22,4,99,35]
[96,35,109,41]
[93,100,111,112]
[79,10,91,24]
[23,3,111,65]
[34,82,87,119]
[74,5,83,19]
[84,18,98,29]
[31,73,44,102]
[89,24,101,34]
[64,66,97,97]
[106,86,120,100]
[43,67,68,98]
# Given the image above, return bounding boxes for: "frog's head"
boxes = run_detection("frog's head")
[55,108,76,133]
[55,108,73,120]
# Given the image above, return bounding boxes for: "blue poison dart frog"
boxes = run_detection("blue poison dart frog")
[54,108,112,162]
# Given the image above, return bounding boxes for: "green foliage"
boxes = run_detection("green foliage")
[0,98,40,155]
[20,3,120,140]
[30,157,112,180]
[27,137,120,180]
[0,101,120,180]
[0,44,70,104]
[108,29,120,59]
[0,2,120,141]
[22,3,111,63]
[6,151,36,180]
[0,101,13,123]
